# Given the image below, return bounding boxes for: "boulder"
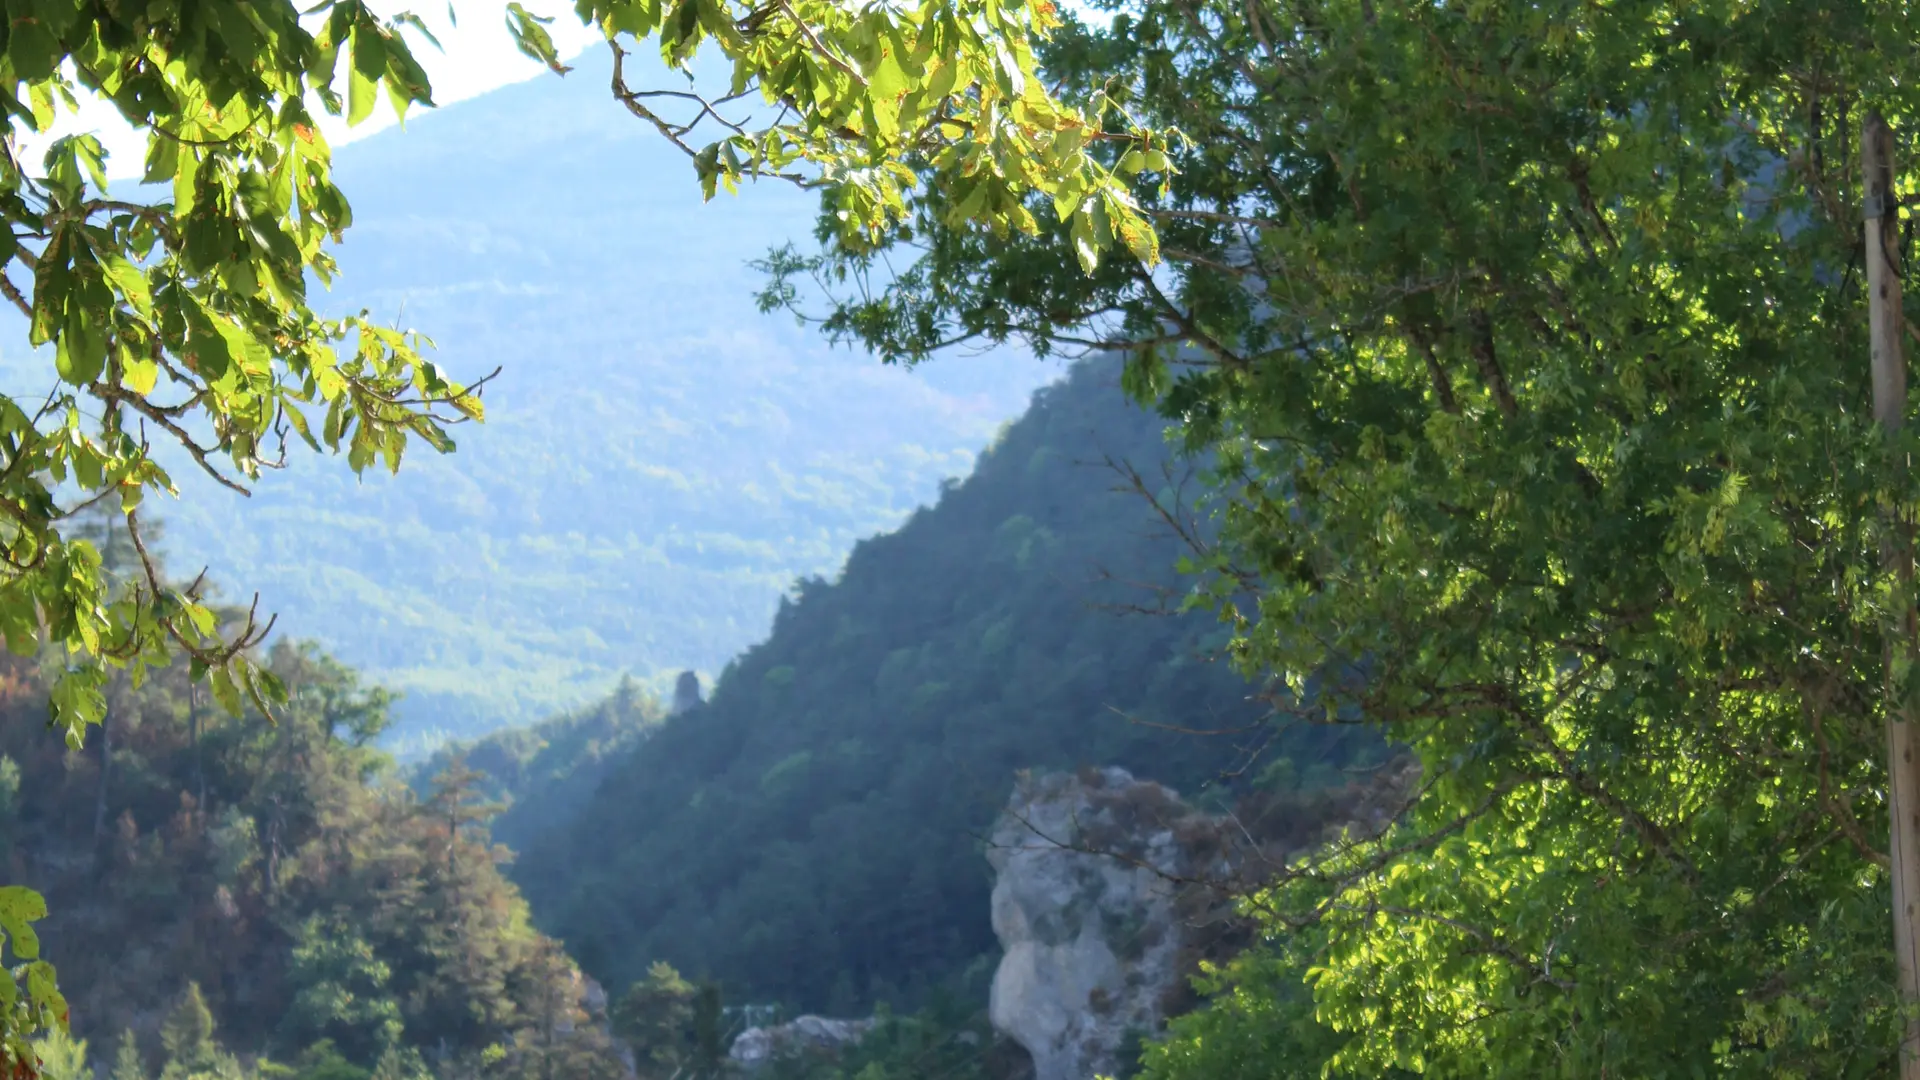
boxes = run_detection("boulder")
[985,761,1419,1080]
[986,767,1219,1080]
[729,1015,876,1068]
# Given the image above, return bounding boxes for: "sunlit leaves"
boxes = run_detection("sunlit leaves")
[0,3,484,1057]
[507,2,574,73]
[576,0,1165,269]
[0,0,486,748]
[0,885,62,1079]
[786,0,1920,1073]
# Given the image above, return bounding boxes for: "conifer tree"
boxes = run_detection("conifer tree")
[110,1031,147,1080]
[424,759,502,879]
[160,984,219,1079]
[611,963,699,1078]
[689,985,724,1079]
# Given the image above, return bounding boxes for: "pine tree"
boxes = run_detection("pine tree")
[111,1030,147,1080]
[423,758,501,878]
[160,983,218,1078]
[612,675,642,722]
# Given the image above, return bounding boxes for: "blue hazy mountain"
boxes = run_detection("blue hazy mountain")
[30,49,1062,748]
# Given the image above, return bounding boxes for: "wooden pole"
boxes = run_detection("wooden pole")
[1866,109,1920,1079]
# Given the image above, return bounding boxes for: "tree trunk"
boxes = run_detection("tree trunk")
[1865,109,1920,1080]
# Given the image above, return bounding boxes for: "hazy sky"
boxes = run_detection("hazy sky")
[31,0,604,178]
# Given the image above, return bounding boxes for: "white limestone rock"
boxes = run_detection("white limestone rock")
[729,1015,877,1068]
[986,767,1213,1080]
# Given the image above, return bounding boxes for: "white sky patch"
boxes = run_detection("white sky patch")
[21,0,601,180]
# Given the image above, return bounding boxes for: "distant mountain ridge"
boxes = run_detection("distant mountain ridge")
[415,673,665,856]
[0,47,1061,747]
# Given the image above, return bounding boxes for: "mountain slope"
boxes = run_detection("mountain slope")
[416,675,665,857]
[510,359,1376,1013]
[0,47,1058,746]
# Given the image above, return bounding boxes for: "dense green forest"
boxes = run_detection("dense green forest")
[0,632,626,1080]
[0,358,1380,1079]
[508,359,1380,1014]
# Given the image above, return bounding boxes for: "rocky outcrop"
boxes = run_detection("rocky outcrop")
[986,767,1224,1080]
[729,1015,876,1068]
[986,762,1418,1080]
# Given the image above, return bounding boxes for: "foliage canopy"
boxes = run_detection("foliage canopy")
[770,0,1920,1072]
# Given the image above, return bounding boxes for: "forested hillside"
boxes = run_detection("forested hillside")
[0,45,1059,748]
[0,633,623,1080]
[415,677,663,857]
[510,359,1379,1014]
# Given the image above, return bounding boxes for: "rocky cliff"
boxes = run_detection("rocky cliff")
[986,763,1414,1080]
[985,768,1221,1080]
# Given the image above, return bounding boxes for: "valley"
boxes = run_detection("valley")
[0,353,1373,1080]
[0,45,1062,749]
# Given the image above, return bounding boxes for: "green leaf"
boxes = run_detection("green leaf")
[183,305,233,383]
[0,888,47,929]
[450,393,484,421]
[209,664,244,718]
[99,254,153,320]
[1070,207,1098,273]
[173,145,201,218]
[1114,203,1158,266]
[182,602,217,639]
[120,345,158,395]
[6,920,35,962]
[253,665,289,706]
[48,668,105,750]
[391,10,443,51]
[348,25,383,126]
[73,134,108,193]
[506,2,572,74]
[314,361,349,401]
[283,402,320,451]
[870,49,910,104]
[13,33,60,97]
[55,310,106,387]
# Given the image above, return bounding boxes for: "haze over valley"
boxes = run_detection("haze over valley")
[0,46,1062,749]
